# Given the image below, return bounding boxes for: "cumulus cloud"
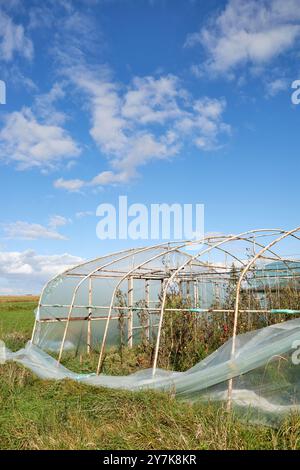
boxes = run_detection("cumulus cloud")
[55,71,230,190]
[122,75,184,125]
[2,215,71,241]
[0,10,33,61]
[0,249,83,294]
[2,221,68,241]
[185,0,300,76]
[175,97,230,150]
[54,177,85,192]
[0,106,80,170]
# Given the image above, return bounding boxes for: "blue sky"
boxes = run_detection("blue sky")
[0,0,300,293]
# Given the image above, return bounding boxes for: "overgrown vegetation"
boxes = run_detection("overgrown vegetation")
[102,271,300,374]
[141,268,300,372]
[266,282,300,313]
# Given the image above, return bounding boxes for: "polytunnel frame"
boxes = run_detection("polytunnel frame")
[51,240,239,367]
[33,241,189,353]
[32,227,300,409]
[151,227,300,409]
[96,238,240,373]
[97,229,292,374]
[57,241,184,362]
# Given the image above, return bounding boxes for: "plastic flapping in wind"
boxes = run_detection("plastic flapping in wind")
[2,318,300,426]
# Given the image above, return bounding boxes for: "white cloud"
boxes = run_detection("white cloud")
[54,177,85,192]
[122,75,183,125]
[176,97,230,150]
[48,215,71,229]
[0,10,33,61]
[185,0,300,76]
[0,107,80,170]
[75,211,93,219]
[55,71,230,190]
[265,77,288,97]
[2,221,68,241]
[29,1,100,69]
[3,64,38,92]
[0,249,83,294]
[34,83,67,126]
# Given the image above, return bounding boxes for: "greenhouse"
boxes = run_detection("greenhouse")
[3,227,300,423]
[31,227,300,371]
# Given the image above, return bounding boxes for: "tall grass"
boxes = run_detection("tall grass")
[1,361,300,450]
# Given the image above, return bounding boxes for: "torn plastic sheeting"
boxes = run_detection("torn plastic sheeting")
[1,318,300,424]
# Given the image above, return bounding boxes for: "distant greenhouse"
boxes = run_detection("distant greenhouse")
[247,260,300,291]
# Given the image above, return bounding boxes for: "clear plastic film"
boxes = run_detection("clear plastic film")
[2,318,300,426]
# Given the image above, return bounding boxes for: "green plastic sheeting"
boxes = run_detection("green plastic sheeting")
[270,309,300,315]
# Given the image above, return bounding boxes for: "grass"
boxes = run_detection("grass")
[0,298,36,350]
[0,297,300,450]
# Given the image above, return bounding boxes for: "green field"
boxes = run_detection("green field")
[0,297,300,450]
